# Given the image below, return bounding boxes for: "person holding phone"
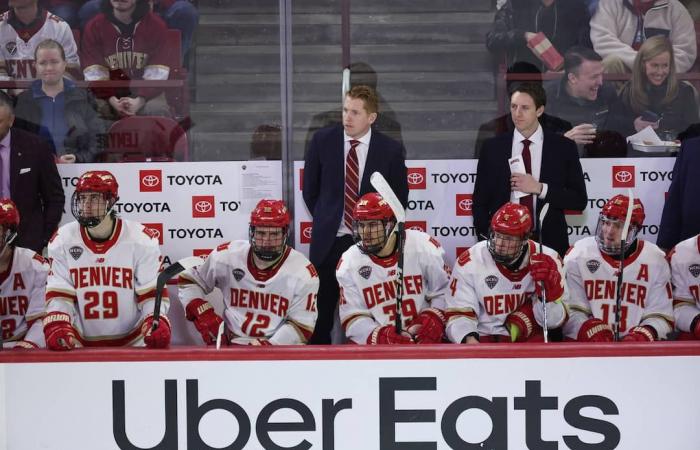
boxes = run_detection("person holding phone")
[609,36,699,140]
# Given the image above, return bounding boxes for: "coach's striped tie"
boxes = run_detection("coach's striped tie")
[344,140,361,229]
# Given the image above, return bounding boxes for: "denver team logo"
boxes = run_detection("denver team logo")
[192,196,215,218]
[407,167,427,190]
[139,170,162,192]
[612,165,635,188]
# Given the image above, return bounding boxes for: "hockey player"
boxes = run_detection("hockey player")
[562,194,674,342]
[668,233,700,340]
[337,192,450,345]
[0,199,48,349]
[446,202,566,344]
[0,0,80,81]
[43,170,170,350]
[179,199,318,346]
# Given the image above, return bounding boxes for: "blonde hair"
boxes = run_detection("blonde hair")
[629,35,678,114]
[346,85,379,114]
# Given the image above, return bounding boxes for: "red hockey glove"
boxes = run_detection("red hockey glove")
[43,312,79,351]
[142,315,171,348]
[530,253,564,301]
[406,308,446,344]
[505,302,536,342]
[691,315,700,340]
[12,340,38,350]
[622,326,656,342]
[368,325,415,345]
[185,298,223,345]
[577,318,614,342]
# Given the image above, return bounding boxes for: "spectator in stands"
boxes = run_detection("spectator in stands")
[590,0,697,73]
[609,36,699,140]
[81,0,171,120]
[0,0,80,82]
[14,39,105,164]
[486,0,592,72]
[79,0,198,61]
[657,136,700,251]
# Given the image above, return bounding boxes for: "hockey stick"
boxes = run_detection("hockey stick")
[614,189,635,341]
[535,203,551,343]
[152,256,203,332]
[370,172,406,333]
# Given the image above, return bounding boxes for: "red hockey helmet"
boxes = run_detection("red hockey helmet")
[488,202,532,265]
[249,199,290,261]
[0,198,19,251]
[71,171,120,228]
[352,192,397,254]
[596,194,645,255]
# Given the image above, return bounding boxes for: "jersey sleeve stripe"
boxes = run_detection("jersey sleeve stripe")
[46,290,77,304]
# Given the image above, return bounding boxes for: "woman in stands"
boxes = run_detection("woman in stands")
[610,35,699,141]
[14,39,105,163]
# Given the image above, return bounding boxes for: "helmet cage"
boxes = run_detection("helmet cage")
[487,229,528,265]
[595,215,640,256]
[0,225,17,254]
[352,218,396,255]
[71,190,117,228]
[249,225,289,261]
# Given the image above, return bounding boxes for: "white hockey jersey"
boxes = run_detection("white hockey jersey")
[445,240,566,342]
[0,246,48,348]
[337,230,450,344]
[178,241,319,345]
[563,237,674,340]
[0,9,79,80]
[669,234,700,332]
[45,218,165,347]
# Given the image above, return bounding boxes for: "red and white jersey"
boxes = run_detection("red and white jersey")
[0,9,79,80]
[45,218,165,347]
[337,230,450,344]
[563,237,673,339]
[445,240,566,342]
[178,241,319,345]
[0,247,48,348]
[669,235,700,332]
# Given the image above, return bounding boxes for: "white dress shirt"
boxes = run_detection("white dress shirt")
[510,124,549,203]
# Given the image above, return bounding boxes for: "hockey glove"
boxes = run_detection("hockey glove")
[368,325,415,345]
[577,318,614,342]
[142,315,171,348]
[622,326,656,342]
[43,312,79,351]
[185,298,223,345]
[530,253,564,301]
[406,308,446,344]
[505,302,536,342]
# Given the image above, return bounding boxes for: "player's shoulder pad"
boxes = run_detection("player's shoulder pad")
[141,224,159,241]
[305,263,318,278]
[216,241,231,252]
[457,248,472,267]
[32,252,48,265]
[428,236,442,249]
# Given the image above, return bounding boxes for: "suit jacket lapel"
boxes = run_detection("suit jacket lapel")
[360,131,377,193]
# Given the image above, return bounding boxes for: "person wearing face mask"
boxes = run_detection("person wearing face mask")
[609,35,699,141]
[14,39,105,164]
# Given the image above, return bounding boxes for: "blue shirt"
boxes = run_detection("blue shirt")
[30,78,75,156]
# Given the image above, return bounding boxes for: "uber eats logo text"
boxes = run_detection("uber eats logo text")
[112,378,620,449]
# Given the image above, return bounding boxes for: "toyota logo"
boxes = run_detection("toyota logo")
[195,201,213,213]
[615,171,632,183]
[458,198,473,212]
[303,226,312,239]
[141,175,160,187]
[146,228,161,239]
[407,172,424,185]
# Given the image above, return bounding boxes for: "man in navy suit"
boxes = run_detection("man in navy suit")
[303,85,408,344]
[473,82,587,258]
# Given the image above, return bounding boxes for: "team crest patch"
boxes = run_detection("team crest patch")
[232,268,245,281]
[359,265,372,279]
[5,42,16,56]
[689,264,700,278]
[485,275,498,289]
[586,260,600,273]
[69,246,83,260]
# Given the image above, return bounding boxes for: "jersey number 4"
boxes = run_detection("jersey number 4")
[84,291,119,319]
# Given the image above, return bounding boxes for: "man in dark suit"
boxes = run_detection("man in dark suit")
[473,82,587,257]
[0,92,64,253]
[303,85,408,344]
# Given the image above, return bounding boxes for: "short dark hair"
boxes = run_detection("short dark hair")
[510,82,547,109]
[564,46,603,76]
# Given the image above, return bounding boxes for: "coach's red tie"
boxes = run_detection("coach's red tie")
[344,139,361,229]
[520,138,534,218]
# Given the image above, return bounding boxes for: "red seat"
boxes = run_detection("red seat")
[98,116,188,162]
